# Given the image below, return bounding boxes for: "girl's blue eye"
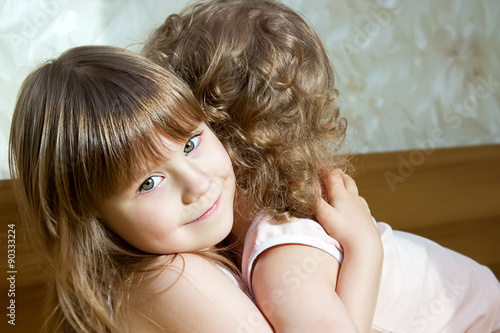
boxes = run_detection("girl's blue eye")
[184,135,200,155]
[139,176,162,193]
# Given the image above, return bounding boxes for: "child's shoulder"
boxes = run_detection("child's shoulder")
[132,253,232,294]
[127,253,271,332]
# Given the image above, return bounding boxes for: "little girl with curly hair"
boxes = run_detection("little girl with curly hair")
[144,0,500,332]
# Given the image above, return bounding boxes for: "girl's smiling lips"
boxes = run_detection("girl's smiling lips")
[185,196,221,225]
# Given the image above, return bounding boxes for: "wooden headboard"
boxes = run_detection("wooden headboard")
[354,144,500,277]
[1,144,499,331]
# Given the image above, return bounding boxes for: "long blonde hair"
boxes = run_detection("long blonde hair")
[144,0,349,221]
[9,45,228,332]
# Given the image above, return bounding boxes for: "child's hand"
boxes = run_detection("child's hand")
[315,169,383,333]
[314,169,379,251]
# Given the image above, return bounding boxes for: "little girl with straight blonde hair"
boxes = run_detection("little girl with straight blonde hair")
[9,45,279,333]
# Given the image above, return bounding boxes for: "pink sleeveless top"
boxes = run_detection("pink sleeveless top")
[242,215,500,333]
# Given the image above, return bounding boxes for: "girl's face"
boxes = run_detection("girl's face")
[99,123,236,254]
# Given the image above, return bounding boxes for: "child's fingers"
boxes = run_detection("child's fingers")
[324,169,347,203]
[339,170,359,195]
[314,197,339,236]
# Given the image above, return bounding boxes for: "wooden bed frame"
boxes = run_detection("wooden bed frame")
[1,144,499,331]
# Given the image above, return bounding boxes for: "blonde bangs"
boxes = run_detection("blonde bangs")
[84,81,205,200]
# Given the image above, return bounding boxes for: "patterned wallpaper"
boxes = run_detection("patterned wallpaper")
[0,0,499,179]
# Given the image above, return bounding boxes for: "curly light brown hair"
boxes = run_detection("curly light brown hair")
[144,0,349,221]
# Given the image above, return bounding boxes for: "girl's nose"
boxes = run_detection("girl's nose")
[178,163,212,205]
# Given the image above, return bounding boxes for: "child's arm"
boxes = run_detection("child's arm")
[252,243,359,332]
[315,170,383,333]
[251,170,382,333]
[128,253,273,333]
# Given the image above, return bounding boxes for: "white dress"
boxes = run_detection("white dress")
[242,215,500,333]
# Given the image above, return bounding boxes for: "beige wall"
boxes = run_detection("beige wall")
[1,0,499,179]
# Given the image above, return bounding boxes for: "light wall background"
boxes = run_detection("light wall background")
[1,0,499,179]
